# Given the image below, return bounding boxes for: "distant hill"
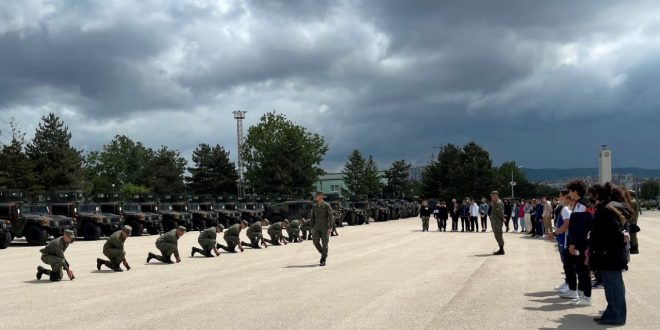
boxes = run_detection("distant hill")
[523,168,660,182]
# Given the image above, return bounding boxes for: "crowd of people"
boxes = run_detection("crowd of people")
[419,180,642,326]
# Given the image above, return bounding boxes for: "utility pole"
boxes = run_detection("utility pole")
[233,110,247,197]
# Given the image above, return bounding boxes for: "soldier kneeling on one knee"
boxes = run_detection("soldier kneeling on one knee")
[241,219,269,249]
[191,224,224,257]
[36,229,75,281]
[97,225,132,272]
[147,226,185,264]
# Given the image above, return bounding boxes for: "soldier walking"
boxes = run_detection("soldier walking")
[264,220,288,246]
[419,200,431,231]
[191,224,224,257]
[284,219,303,243]
[310,192,333,266]
[217,220,247,253]
[147,226,185,264]
[97,226,132,272]
[241,219,269,249]
[36,229,75,281]
[490,191,505,255]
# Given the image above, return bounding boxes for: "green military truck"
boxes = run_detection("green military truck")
[148,195,193,232]
[0,190,73,246]
[97,193,161,236]
[49,191,123,240]
[209,196,243,228]
[237,197,264,224]
[263,199,312,223]
[345,196,370,226]
[187,200,219,230]
[325,193,346,228]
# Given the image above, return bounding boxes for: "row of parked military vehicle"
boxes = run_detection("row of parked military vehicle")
[0,190,420,249]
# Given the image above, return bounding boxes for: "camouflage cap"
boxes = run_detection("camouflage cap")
[177,226,187,231]
[315,191,324,196]
[283,219,290,224]
[122,225,132,233]
[63,229,75,239]
[241,219,249,226]
[490,191,499,195]
[262,219,270,225]
[216,223,225,230]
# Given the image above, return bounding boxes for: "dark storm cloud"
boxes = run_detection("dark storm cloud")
[1,0,660,171]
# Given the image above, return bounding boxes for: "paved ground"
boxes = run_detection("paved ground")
[1,212,658,329]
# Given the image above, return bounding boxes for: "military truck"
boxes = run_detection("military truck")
[48,191,122,241]
[97,193,160,236]
[237,198,264,224]
[263,199,312,223]
[370,199,390,222]
[77,202,124,237]
[149,195,193,232]
[187,201,219,230]
[344,196,370,226]
[209,196,243,228]
[325,193,345,227]
[0,190,72,246]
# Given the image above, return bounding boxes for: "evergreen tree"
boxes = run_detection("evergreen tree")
[640,179,659,200]
[25,113,83,190]
[364,155,383,197]
[384,159,412,197]
[143,146,187,196]
[0,118,36,189]
[341,150,367,197]
[186,143,239,195]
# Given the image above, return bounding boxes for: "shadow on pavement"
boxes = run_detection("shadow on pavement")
[23,280,58,284]
[538,313,606,329]
[525,291,558,298]
[472,254,493,257]
[283,264,317,268]
[524,291,590,312]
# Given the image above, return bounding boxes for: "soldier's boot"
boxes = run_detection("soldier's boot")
[96,258,105,271]
[630,246,639,254]
[111,265,123,272]
[49,271,63,282]
[493,246,505,255]
[191,247,198,257]
[147,252,156,263]
[36,266,50,280]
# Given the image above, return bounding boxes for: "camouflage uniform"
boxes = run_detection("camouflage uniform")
[630,198,640,253]
[153,229,180,263]
[101,230,127,269]
[194,227,218,257]
[38,236,70,281]
[490,199,505,249]
[285,220,301,242]
[244,222,264,248]
[265,222,284,245]
[310,201,333,261]
[300,219,312,240]
[218,223,241,252]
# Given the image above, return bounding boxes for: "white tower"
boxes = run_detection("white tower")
[598,145,612,184]
[233,110,247,196]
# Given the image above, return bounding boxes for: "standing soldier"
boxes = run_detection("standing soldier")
[629,191,641,254]
[300,217,312,240]
[96,225,132,272]
[284,219,303,243]
[242,219,269,249]
[264,220,288,246]
[147,226,185,264]
[419,200,431,232]
[36,229,75,281]
[490,191,505,255]
[310,192,333,266]
[217,220,247,253]
[191,224,224,257]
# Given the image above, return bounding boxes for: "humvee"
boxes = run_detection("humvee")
[76,202,124,237]
[237,197,264,224]
[0,190,73,246]
[371,199,390,222]
[97,193,160,236]
[263,199,312,223]
[150,195,193,232]
[49,191,123,240]
[210,196,243,228]
[325,193,345,227]
[187,201,219,230]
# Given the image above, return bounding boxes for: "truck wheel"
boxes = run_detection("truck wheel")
[0,231,11,249]
[25,226,49,246]
[82,222,102,240]
[131,223,144,236]
[147,225,160,235]
[162,219,175,232]
[347,214,356,226]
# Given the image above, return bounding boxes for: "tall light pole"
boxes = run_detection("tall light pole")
[511,165,523,199]
[233,110,247,197]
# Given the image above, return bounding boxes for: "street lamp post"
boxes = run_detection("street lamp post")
[510,165,523,199]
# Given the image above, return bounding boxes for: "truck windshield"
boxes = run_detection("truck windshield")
[123,204,141,212]
[22,204,50,214]
[79,204,99,213]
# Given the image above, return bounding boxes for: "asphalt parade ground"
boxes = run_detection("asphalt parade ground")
[1,212,659,330]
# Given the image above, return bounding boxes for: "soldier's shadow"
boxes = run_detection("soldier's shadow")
[23,280,58,284]
[90,270,117,273]
[283,264,318,268]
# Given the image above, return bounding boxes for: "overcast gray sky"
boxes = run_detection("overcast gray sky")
[1,0,659,172]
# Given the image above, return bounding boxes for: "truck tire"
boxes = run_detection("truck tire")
[346,213,356,226]
[131,222,144,236]
[147,225,160,235]
[82,222,102,240]
[25,226,49,246]
[0,231,11,249]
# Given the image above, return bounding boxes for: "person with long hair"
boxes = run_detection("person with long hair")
[589,183,631,326]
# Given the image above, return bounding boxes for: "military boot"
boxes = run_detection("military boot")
[191,247,198,257]
[147,252,156,263]
[36,266,50,280]
[493,247,505,255]
[96,258,104,271]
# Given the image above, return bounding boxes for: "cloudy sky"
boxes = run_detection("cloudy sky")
[1,0,659,172]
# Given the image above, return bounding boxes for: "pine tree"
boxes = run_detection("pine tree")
[341,150,367,197]
[25,113,83,190]
[384,160,412,197]
[0,118,36,189]
[186,143,239,195]
[364,155,383,197]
